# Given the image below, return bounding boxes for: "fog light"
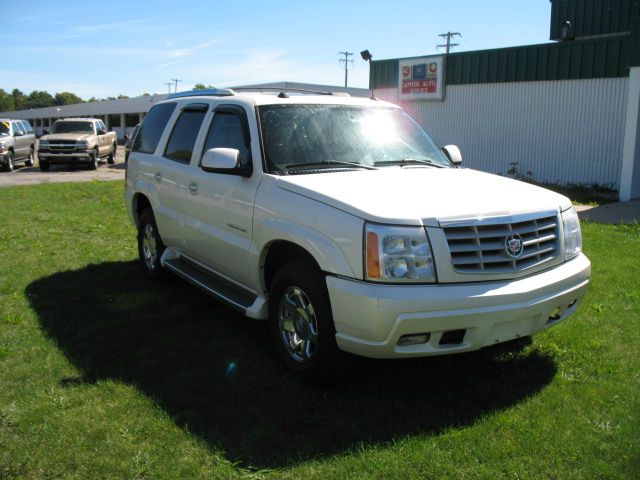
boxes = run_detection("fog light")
[398,333,430,346]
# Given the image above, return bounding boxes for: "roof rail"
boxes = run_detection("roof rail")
[231,87,350,97]
[167,88,235,99]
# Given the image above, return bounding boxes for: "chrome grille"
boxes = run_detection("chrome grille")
[48,141,78,152]
[443,213,559,273]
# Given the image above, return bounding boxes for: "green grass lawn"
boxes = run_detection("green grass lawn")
[0,181,638,479]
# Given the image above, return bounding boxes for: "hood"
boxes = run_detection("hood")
[276,167,572,226]
[41,133,92,142]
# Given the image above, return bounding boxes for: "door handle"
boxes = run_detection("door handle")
[189,182,199,195]
[154,172,162,182]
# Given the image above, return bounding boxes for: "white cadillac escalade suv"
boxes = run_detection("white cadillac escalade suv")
[125,88,591,377]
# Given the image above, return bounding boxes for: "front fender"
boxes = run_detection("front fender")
[256,218,357,279]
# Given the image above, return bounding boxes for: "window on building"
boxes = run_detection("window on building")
[126,113,139,127]
[109,114,121,128]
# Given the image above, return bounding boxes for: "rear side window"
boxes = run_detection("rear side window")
[20,120,34,134]
[133,103,177,154]
[164,109,207,163]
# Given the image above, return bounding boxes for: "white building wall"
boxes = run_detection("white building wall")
[375,77,629,189]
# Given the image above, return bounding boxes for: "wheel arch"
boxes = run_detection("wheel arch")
[262,240,322,294]
[131,192,152,227]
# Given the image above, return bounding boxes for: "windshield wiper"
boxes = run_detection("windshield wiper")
[285,160,378,170]
[374,158,445,168]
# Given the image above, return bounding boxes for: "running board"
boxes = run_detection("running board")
[163,255,259,315]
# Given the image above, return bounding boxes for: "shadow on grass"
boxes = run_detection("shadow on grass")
[27,261,556,468]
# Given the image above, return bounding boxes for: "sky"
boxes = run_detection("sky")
[3,0,554,99]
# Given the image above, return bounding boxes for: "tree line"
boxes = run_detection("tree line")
[0,89,132,112]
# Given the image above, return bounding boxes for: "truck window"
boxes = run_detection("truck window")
[133,103,177,154]
[164,109,207,163]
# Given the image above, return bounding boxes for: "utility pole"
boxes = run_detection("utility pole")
[437,32,461,54]
[171,78,182,93]
[338,51,354,88]
[164,82,173,94]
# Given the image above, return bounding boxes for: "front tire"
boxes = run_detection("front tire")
[137,208,168,281]
[4,151,14,172]
[268,259,344,378]
[88,149,98,170]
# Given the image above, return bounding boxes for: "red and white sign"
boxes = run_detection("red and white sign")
[398,55,445,101]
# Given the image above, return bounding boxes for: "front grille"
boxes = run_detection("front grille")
[443,213,559,274]
[48,141,78,152]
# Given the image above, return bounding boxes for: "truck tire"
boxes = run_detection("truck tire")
[88,148,98,170]
[39,160,50,171]
[25,147,35,167]
[4,151,14,172]
[268,259,345,378]
[108,143,116,165]
[137,208,168,281]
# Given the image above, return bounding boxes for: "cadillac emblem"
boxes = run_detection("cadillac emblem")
[505,233,524,258]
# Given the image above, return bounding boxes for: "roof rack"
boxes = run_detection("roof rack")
[167,88,234,99]
[231,87,350,98]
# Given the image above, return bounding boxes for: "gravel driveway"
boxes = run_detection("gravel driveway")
[0,147,126,187]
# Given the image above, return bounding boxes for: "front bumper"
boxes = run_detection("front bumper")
[38,150,93,164]
[326,253,591,358]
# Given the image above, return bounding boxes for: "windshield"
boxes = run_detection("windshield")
[51,121,94,134]
[0,122,10,136]
[258,104,450,172]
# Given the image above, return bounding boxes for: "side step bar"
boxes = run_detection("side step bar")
[163,255,258,314]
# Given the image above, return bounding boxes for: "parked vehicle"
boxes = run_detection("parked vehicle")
[38,118,117,171]
[125,88,591,377]
[0,119,36,171]
[124,123,140,163]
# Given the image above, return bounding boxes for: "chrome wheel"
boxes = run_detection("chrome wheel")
[142,223,158,271]
[278,286,318,362]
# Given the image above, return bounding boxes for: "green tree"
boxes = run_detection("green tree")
[54,91,84,106]
[0,89,15,112]
[117,94,129,99]
[12,89,26,110]
[193,83,215,90]
[25,90,54,109]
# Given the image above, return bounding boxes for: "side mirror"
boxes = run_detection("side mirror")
[442,145,462,165]
[43,129,49,135]
[97,128,107,135]
[14,130,24,137]
[201,148,251,177]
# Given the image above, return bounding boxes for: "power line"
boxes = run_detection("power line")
[164,82,173,94]
[338,51,354,88]
[437,31,461,54]
[171,78,182,93]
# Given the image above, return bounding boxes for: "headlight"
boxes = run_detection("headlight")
[0,143,6,152]
[77,141,90,148]
[562,207,582,260]
[38,141,48,148]
[365,223,436,282]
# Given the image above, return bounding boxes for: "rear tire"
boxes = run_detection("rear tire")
[25,148,34,167]
[107,144,116,165]
[137,208,168,281]
[268,259,345,379]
